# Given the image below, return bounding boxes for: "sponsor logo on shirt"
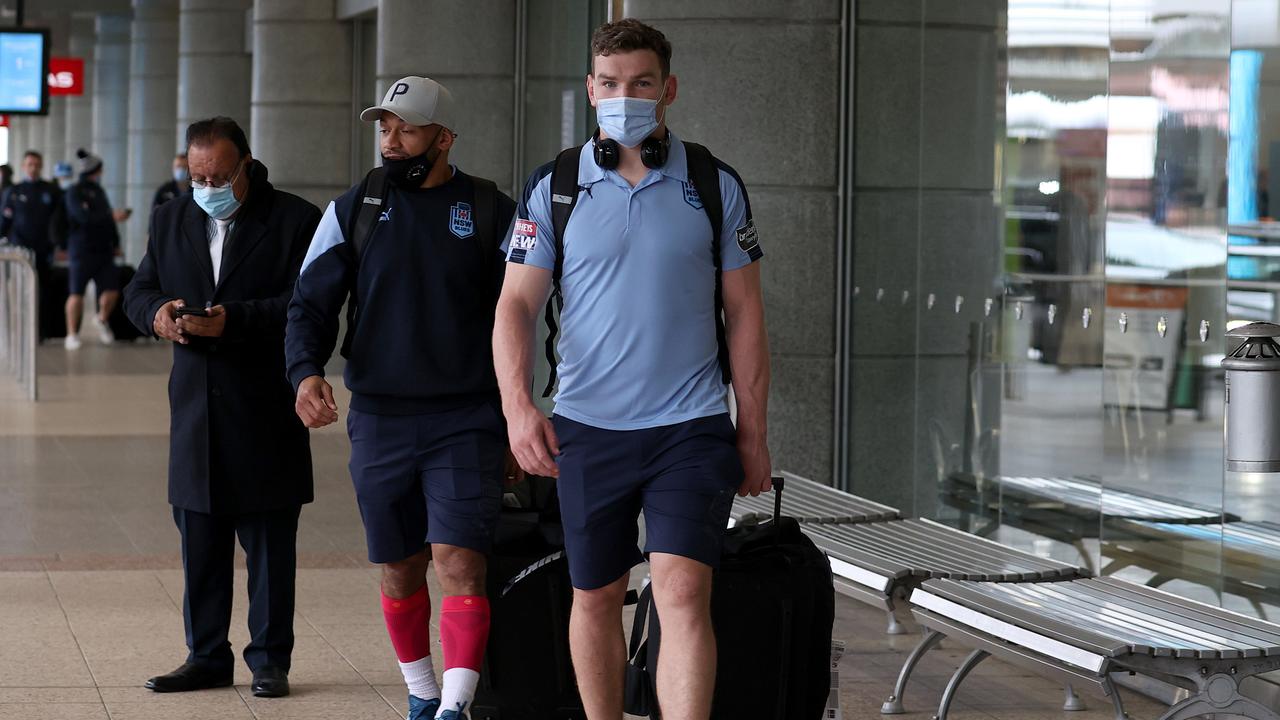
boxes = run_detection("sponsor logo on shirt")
[511,219,538,250]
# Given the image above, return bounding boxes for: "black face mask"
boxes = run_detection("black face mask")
[381,128,445,188]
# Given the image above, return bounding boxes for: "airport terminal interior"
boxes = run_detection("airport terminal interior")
[5,0,1280,718]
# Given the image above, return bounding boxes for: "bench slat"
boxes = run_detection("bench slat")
[1091,578,1280,655]
[1013,582,1253,659]
[917,580,1130,658]
[912,583,1123,665]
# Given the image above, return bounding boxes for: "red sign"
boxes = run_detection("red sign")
[0,115,8,128]
[48,58,84,96]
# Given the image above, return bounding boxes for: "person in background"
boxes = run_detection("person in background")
[63,148,130,350]
[0,151,62,340]
[153,153,191,211]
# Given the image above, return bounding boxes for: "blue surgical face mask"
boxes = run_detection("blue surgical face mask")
[193,184,241,220]
[596,95,664,148]
[173,167,189,183]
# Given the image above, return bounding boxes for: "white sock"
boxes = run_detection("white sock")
[438,667,480,717]
[399,656,440,701]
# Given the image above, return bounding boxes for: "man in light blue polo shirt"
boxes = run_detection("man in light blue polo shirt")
[494,18,770,720]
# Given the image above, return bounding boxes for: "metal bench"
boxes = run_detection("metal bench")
[800,519,1088,714]
[910,577,1280,719]
[729,471,900,525]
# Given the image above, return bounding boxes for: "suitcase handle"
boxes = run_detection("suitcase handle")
[771,475,784,547]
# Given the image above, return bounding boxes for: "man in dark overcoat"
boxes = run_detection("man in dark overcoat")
[124,116,320,699]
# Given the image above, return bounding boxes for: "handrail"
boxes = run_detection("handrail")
[0,243,38,401]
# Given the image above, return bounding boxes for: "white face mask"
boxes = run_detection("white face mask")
[596,96,660,148]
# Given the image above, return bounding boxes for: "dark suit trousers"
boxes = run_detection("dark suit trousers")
[173,505,301,672]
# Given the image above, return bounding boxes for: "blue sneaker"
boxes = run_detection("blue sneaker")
[436,703,468,720]
[407,694,440,720]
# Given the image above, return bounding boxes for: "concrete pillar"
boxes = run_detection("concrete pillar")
[92,14,131,236]
[177,0,251,148]
[8,117,26,166]
[125,0,179,261]
[42,15,71,169]
[625,1,843,484]
[375,0,516,190]
[251,0,351,209]
[65,15,96,166]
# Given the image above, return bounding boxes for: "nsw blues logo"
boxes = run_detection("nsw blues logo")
[450,202,475,238]
[683,181,703,210]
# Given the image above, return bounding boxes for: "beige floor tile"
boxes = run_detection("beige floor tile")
[0,704,109,720]
[0,633,95,687]
[0,688,101,703]
[239,684,401,719]
[100,685,253,720]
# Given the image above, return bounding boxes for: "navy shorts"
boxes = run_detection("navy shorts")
[552,413,744,590]
[68,253,119,295]
[347,402,506,564]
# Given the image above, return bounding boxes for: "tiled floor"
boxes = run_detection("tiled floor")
[0,341,1176,719]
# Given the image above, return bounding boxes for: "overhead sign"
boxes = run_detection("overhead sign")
[48,57,84,96]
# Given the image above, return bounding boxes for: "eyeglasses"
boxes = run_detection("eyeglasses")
[190,159,245,190]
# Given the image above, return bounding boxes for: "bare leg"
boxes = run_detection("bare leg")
[569,573,629,720]
[98,290,120,323]
[382,548,431,599]
[650,553,715,720]
[65,294,83,337]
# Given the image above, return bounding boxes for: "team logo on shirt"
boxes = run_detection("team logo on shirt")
[449,202,475,238]
[682,181,703,210]
[736,219,759,252]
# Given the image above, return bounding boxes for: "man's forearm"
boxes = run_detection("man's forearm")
[494,297,539,412]
[726,304,770,442]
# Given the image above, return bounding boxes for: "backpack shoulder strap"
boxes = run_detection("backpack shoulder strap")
[682,141,732,386]
[471,176,499,259]
[470,176,502,299]
[339,166,388,359]
[541,146,583,398]
[348,166,387,261]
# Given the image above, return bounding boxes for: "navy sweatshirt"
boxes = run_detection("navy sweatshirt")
[0,179,61,255]
[285,168,515,415]
[64,179,121,257]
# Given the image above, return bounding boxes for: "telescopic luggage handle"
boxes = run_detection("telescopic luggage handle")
[771,474,784,520]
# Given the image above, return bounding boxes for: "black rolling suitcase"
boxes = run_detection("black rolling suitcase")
[625,476,836,720]
[472,476,587,720]
[106,264,142,341]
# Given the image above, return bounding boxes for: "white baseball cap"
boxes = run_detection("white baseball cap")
[360,76,456,132]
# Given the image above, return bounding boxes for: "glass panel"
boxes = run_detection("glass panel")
[1224,0,1280,619]
[914,0,1007,533]
[1100,0,1228,605]
[954,0,1109,569]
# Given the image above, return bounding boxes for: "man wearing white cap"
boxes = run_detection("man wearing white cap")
[286,76,515,720]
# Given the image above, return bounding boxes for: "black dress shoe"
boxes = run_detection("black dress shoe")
[144,662,233,693]
[251,665,290,698]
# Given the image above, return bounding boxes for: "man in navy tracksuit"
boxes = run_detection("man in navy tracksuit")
[285,76,515,720]
[0,151,61,339]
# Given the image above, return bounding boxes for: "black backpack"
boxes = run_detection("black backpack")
[540,141,733,396]
[338,167,501,358]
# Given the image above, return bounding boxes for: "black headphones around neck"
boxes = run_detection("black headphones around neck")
[592,129,670,171]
